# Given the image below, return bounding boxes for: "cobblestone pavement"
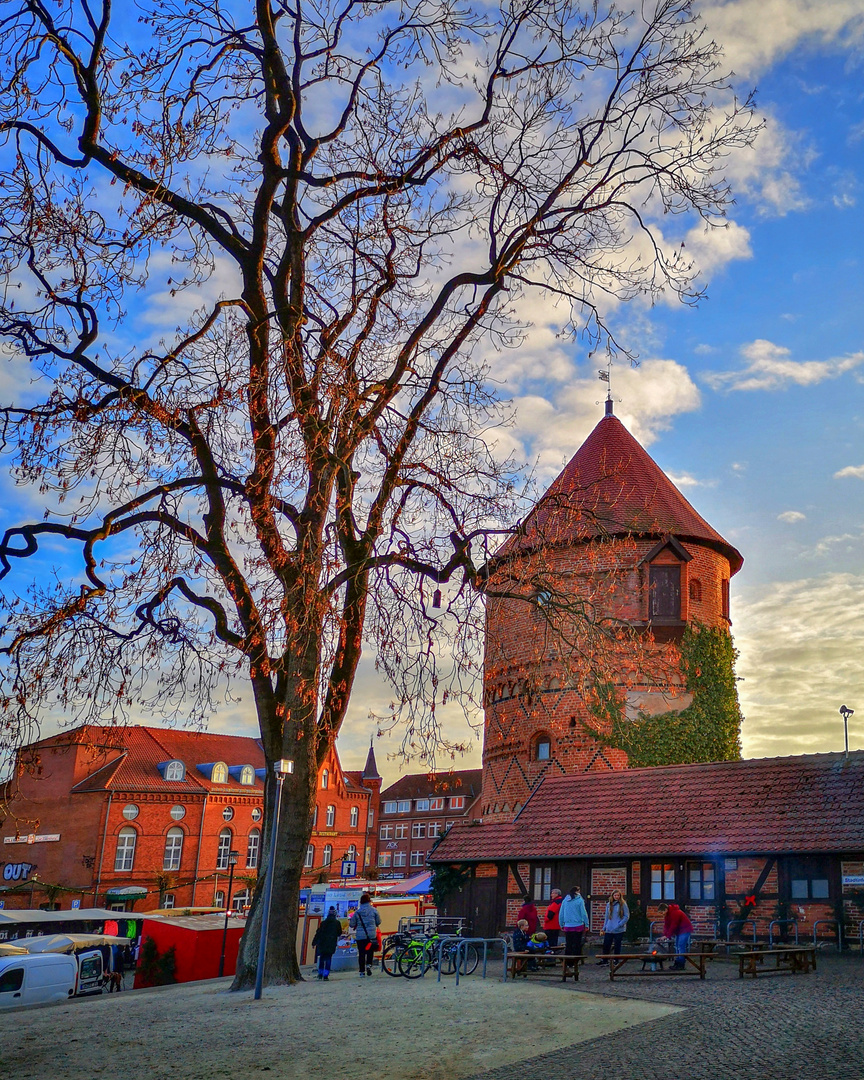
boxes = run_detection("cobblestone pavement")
[467,954,864,1080]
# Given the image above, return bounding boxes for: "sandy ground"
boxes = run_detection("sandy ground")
[0,965,679,1080]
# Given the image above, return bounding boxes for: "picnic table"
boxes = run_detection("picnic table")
[506,952,584,982]
[595,952,707,980]
[737,946,817,978]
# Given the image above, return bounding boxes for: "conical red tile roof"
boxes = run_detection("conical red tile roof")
[498,411,742,573]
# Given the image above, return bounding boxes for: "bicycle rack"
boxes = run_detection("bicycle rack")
[648,921,663,943]
[726,919,757,945]
[812,919,843,952]
[768,919,799,946]
[446,936,505,986]
[433,935,465,982]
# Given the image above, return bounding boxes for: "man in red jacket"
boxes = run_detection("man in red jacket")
[516,895,539,935]
[659,903,694,969]
[542,889,563,948]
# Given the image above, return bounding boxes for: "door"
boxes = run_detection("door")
[471,877,500,938]
[590,867,628,933]
[0,965,24,1009]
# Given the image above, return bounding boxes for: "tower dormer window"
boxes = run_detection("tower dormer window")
[649,564,681,620]
[534,737,551,761]
[240,765,255,786]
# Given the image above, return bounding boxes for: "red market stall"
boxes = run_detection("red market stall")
[134,914,245,986]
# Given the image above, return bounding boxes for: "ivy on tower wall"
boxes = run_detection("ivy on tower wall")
[588,623,743,767]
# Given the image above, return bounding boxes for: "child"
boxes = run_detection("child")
[525,931,548,953]
[512,919,531,953]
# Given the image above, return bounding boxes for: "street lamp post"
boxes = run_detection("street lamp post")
[840,705,855,757]
[218,849,240,978]
[254,758,294,1001]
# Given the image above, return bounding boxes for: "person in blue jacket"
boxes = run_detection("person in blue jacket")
[597,890,630,964]
[559,886,589,956]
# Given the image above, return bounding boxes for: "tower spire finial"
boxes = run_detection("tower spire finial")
[598,361,613,415]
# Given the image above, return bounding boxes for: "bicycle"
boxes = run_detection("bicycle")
[396,931,479,979]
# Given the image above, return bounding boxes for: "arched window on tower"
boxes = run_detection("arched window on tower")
[533,735,552,762]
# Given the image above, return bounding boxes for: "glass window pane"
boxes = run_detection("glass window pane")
[811,879,829,899]
[791,879,808,899]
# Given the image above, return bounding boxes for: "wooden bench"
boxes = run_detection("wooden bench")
[506,952,584,982]
[737,946,817,978]
[596,953,707,980]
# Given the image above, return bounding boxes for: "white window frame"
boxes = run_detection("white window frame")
[165,760,185,782]
[115,827,137,872]
[410,851,426,867]
[321,769,329,790]
[412,822,426,839]
[397,800,411,813]
[383,801,397,814]
[216,828,233,871]
[393,852,407,867]
[326,804,335,828]
[428,822,441,838]
[415,799,430,812]
[395,824,408,840]
[240,765,255,786]
[346,844,357,861]
[378,852,391,867]
[449,796,465,810]
[163,827,184,871]
[305,845,315,869]
[214,890,225,908]
[163,893,175,909]
[322,844,332,866]
[379,825,393,840]
[350,806,359,828]
[429,797,444,811]
[246,829,261,869]
[211,762,228,784]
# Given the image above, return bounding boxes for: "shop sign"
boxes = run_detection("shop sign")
[842,875,864,886]
[3,834,61,845]
[2,862,35,881]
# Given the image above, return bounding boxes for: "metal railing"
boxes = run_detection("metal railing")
[768,919,800,946]
[648,921,663,943]
[725,919,757,945]
[812,919,842,952]
[397,915,468,936]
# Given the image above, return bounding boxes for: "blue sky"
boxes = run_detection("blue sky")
[1,0,862,782]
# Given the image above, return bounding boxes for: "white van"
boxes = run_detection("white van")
[0,950,104,1009]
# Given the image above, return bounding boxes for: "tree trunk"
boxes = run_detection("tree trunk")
[231,654,321,988]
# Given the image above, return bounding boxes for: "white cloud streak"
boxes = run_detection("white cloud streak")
[704,340,864,392]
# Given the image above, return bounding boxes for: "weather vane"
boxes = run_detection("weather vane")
[596,358,616,414]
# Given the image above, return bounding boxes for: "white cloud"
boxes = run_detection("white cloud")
[809,528,864,558]
[508,358,702,481]
[714,112,812,218]
[698,0,864,79]
[704,340,864,392]
[683,220,752,274]
[667,471,710,489]
[735,572,864,758]
[777,510,806,523]
[835,465,864,480]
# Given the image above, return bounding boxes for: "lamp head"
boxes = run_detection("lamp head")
[840,705,854,719]
[228,850,240,867]
[274,758,294,778]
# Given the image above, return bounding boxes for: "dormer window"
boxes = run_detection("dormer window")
[649,564,681,620]
[164,761,185,782]
[211,762,228,784]
[240,765,255,786]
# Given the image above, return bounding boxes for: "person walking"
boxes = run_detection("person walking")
[312,906,342,981]
[658,902,693,969]
[516,894,539,935]
[597,890,629,964]
[559,886,589,957]
[349,893,381,978]
[543,888,563,948]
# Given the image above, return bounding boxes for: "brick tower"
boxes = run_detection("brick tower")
[480,402,743,821]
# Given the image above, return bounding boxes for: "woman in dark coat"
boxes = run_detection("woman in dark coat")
[312,907,343,980]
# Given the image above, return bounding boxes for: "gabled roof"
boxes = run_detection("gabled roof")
[496,411,742,574]
[429,752,864,861]
[380,769,483,803]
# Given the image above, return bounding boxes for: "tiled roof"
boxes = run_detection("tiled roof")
[496,412,743,573]
[429,752,864,861]
[380,769,484,802]
[69,725,266,795]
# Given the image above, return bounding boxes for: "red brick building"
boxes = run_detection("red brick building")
[376,770,482,877]
[481,403,743,820]
[0,725,381,911]
[431,752,864,941]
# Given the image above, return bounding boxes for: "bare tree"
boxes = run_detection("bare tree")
[0,0,756,985]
